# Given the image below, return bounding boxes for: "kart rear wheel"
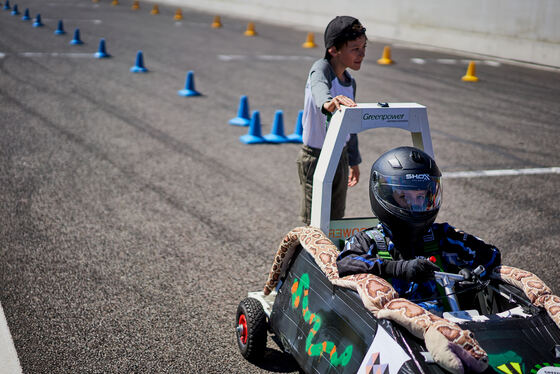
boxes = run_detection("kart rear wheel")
[236,297,267,362]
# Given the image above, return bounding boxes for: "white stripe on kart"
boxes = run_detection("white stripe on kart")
[0,302,22,374]
[444,167,560,178]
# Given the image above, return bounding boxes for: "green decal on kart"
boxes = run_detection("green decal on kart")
[497,362,523,374]
[490,350,560,374]
[291,273,353,367]
[490,351,524,374]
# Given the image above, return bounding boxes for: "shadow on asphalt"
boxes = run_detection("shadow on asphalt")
[254,347,302,373]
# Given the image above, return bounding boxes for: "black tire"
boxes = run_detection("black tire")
[235,297,267,362]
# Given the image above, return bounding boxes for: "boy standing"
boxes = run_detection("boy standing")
[297,16,367,225]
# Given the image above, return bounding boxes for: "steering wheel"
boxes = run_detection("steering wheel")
[434,265,485,312]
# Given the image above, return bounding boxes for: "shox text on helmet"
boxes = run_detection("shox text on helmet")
[405,174,431,181]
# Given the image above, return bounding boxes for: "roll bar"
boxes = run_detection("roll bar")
[310,103,434,234]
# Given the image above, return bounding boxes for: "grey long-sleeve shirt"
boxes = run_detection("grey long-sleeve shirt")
[302,58,362,166]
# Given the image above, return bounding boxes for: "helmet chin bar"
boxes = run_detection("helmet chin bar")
[310,103,434,235]
[385,219,436,253]
[372,191,439,253]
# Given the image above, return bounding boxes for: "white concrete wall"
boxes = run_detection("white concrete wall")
[150,0,560,67]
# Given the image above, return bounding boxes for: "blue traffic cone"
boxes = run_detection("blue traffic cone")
[21,7,30,21]
[54,20,66,35]
[70,28,83,45]
[94,38,110,58]
[240,111,266,144]
[11,4,19,15]
[264,110,289,143]
[3,0,10,10]
[229,95,250,126]
[286,110,303,143]
[32,13,43,27]
[178,71,201,97]
[130,50,148,73]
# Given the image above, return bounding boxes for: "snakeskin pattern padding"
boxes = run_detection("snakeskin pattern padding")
[492,265,560,328]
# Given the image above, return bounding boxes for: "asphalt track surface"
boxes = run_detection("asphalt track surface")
[1,1,559,373]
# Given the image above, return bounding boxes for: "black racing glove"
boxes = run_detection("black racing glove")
[385,259,440,282]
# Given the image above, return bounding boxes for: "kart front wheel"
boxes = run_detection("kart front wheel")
[236,297,267,362]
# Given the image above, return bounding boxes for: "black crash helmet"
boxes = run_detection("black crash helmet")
[369,146,442,247]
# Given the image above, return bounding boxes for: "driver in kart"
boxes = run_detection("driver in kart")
[336,146,501,314]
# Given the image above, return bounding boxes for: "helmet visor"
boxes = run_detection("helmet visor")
[374,173,442,213]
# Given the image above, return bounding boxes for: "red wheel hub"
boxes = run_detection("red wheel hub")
[238,314,248,344]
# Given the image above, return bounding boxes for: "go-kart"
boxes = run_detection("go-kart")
[235,103,560,374]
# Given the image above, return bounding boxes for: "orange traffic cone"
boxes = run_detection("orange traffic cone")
[377,46,394,65]
[244,22,256,36]
[111,0,118,5]
[211,15,222,28]
[174,8,183,21]
[461,61,479,82]
[150,4,159,15]
[302,32,317,48]
[131,0,139,10]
